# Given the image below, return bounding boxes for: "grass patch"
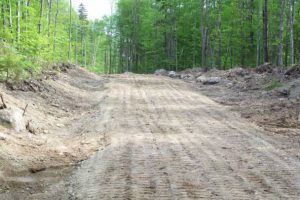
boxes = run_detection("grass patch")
[264,79,284,91]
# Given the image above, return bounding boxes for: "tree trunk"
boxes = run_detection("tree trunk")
[24,0,31,31]
[200,0,206,67]
[47,0,53,46]
[256,2,261,66]
[263,0,268,63]
[289,0,295,65]
[217,0,222,69]
[53,0,59,53]
[278,0,285,67]
[68,0,72,61]
[1,1,6,31]
[38,0,44,34]
[16,0,21,44]
[8,0,12,32]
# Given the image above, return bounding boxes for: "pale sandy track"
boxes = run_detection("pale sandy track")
[58,74,300,200]
[31,74,300,199]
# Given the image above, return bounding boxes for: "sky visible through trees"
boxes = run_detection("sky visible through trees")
[0,0,298,78]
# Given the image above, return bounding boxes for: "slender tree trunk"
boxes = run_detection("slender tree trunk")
[278,0,285,67]
[53,0,59,53]
[217,0,222,69]
[47,0,52,46]
[8,0,12,32]
[16,0,21,44]
[68,0,72,61]
[263,0,269,63]
[38,0,44,34]
[256,2,261,66]
[74,25,77,63]
[289,0,295,65]
[192,20,196,68]
[200,0,206,67]
[24,0,30,31]
[1,1,6,31]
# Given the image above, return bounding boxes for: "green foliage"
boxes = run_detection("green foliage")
[0,0,298,76]
[0,41,25,80]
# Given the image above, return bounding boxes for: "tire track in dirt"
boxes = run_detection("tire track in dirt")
[52,74,300,200]
[160,76,300,199]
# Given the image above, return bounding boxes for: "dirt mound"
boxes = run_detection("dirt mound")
[255,63,275,74]
[6,79,48,92]
[170,65,300,132]
[52,63,77,73]
[285,65,300,77]
[0,64,108,197]
[5,63,78,93]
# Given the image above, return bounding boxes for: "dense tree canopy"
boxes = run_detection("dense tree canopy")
[112,0,299,73]
[0,0,299,77]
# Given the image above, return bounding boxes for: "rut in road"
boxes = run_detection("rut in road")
[65,74,300,199]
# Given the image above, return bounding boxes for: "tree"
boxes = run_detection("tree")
[289,0,295,66]
[263,0,268,63]
[38,0,44,34]
[78,3,88,66]
[68,0,72,61]
[278,0,285,67]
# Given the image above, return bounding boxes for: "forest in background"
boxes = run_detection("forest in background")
[0,0,299,78]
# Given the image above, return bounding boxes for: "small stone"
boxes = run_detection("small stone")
[168,71,177,78]
[26,121,41,134]
[0,107,26,132]
[43,129,49,134]
[196,76,207,83]
[203,77,222,85]
[0,132,6,140]
[180,74,194,80]
[56,123,64,128]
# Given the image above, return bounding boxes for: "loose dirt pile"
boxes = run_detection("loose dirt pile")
[0,64,108,197]
[157,64,300,134]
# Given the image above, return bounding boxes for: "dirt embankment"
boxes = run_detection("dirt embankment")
[0,64,108,197]
[158,64,300,135]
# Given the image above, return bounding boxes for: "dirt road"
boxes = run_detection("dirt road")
[4,73,300,199]
[56,74,300,200]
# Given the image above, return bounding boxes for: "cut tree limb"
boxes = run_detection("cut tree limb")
[23,104,29,116]
[0,93,7,109]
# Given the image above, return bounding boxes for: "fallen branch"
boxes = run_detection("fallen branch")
[23,104,29,116]
[0,93,7,109]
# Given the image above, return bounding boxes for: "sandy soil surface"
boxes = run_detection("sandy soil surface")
[1,70,300,199]
[0,66,109,199]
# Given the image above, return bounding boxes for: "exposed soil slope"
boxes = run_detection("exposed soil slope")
[0,65,109,198]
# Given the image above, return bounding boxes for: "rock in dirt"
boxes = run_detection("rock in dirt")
[168,71,177,78]
[180,74,194,80]
[197,76,222,85]
[26,121,41,134]
[196,76,207,83]
[0,132,6,140]
[0,107,26,132]
[154,69,168,76]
